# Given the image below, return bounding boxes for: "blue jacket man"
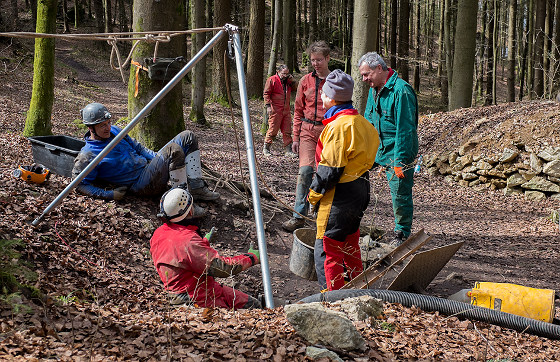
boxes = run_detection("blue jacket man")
[358,52,418,246]
[72,103,219,205]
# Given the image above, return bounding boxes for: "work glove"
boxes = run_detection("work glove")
[113,186,128,200]
[204,227,216,242]
[394,167,405,179]
[247,247,260,265]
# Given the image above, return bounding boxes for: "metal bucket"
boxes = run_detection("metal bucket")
[289,228,317,281]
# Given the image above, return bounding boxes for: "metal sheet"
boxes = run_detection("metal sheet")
[387,241,464,292]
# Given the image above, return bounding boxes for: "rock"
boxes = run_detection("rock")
[463,165,478,173]
[473,183,490,191]
[444,175,455,184]
[332,296,383,322]
[472,154,483,162]
[486,169,506,178]
[427,166,440,176]
[455,154,473,169]
[306,346,343,362]
[469,179,481,186]
[550,193,560,201]
[504,186,523,195]
[458,140,478,156]
[438,163,452,175]
[525,190,547,201]
[503,165,519,175]
[474,160,493,171]
[478,176,489,183]
[426,154,438,168]
[543,160,560,178]
[537,147,560,162]
[549,176,560,183]
[490,179,506,189]
[458,180,470,187]
[521,176,560,193]
[507,173,525,187]
[462,172,478,181]
[476,169,488,176]
[500,148,519,163]
[485,155,499,165]
[519,169,536,181]
[285,303,366,351]
[448,151,459,164]
[530,153,543,173]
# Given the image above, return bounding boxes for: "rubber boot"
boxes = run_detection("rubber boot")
[282,166,314,232]
[284,143,297,158]
[169,166,187,188]
[186,150,219,201]
[263,143,272,156]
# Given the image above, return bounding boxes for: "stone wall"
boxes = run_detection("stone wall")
[424,141,560,201]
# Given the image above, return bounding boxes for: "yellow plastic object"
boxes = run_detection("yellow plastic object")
[12,165,50,184]
[469,282,555,323]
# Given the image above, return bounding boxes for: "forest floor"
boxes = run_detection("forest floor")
[1,35,560,360]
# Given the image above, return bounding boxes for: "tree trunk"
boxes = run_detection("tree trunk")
[485,0,494,105]
[283,0,295,71]
[397,0,410,82]
[519,0,529,100]
[103,0,112,33]
[23,0,57,137]
[437,0,446,97]
[75,0,80,28]
[93,0,104,32]
[534,0,546,97]
[449,0,477,110]
[128,0,187,150]
[211,0,231,105]
[390,0,398,68]
[476,0,487,103]
[413,0,420,92]
[63,0,69,32]
[544,0,554,96]
[507,0,516,102]
[444,0,454,105]
[351,0,379,114]
[189,0,207,125]
[309,0,316,43]
[246,0,265,98]
[267,0,282,77]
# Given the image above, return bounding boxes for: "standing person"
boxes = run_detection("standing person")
[263,64,298,157]
[358,52,419,246]
[150,185,262,309]
[308,70,379,290]
[282,41,332,232]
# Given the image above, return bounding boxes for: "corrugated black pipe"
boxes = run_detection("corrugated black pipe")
[299,289,560,340]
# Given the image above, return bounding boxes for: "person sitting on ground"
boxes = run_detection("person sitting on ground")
[308,69,379,291]
[263,64,298,157]
[72,103,219,210]
[150,185,262,309]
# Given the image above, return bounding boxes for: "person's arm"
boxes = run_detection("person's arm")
[263,76,273,106]
[187,235,257,278]
[125,134,156,161]
[292,77,306,143]
[308,126,347,206]
[393,85,419,167]
[72,151,115,199]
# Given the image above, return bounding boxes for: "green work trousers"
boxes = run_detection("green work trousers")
[385,167,414,237]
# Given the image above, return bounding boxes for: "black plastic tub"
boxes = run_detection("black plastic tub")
[27,135,85,177]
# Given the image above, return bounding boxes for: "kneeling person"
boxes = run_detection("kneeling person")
[72,102,219,202]
[150,186,261,309]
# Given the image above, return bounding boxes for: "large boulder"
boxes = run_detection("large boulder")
[285,303,366,351]
[500,148,519,163]
[521,176,560,193]
[537,147,560,162]
[507,173,525,187]
[331,295,383,322]
[525,190,547,201]
[543,160,560,178]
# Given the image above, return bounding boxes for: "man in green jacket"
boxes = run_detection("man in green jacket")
[358,52,419,246]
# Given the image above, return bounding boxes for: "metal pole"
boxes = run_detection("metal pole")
[229,25,275,308]
[32,29,227,226]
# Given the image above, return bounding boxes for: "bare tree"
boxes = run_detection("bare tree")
[246,0,265,98]
[507,0,517,101]
[189,0,207,125]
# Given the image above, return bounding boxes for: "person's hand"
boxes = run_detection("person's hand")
[248,247,260,264]
[204,227,216,242]
[292,141,300,154]
[113,186,127,200]
[394,167,405,179]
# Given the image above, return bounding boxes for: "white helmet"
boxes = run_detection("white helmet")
[158,186,193,223]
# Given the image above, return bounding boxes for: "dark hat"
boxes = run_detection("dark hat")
[322,69,354,102]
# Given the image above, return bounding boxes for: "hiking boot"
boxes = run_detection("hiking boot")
[191,185,220,201]
[282,217,305,232]
[284,144,297,158]
[389,231,406,247]
[263,143,272,156]
[185,204,207,219]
